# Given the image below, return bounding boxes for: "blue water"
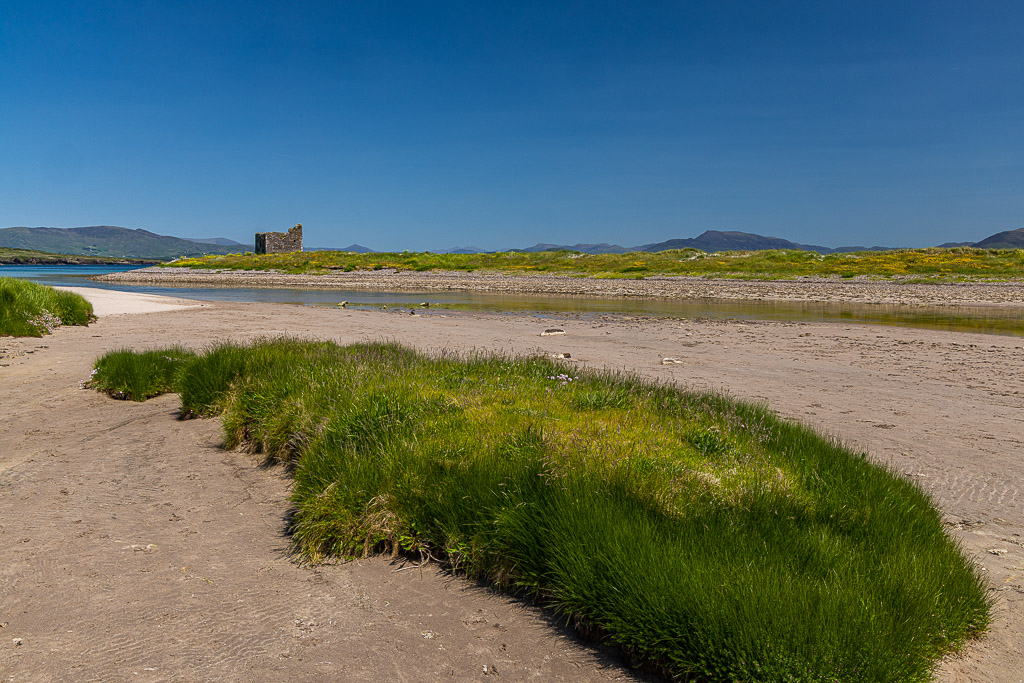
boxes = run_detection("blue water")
[0,264,151,280]
[0,264,472,306]
[4,264,1023,336]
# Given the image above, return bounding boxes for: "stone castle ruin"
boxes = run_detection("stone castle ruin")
[255,223,303,254]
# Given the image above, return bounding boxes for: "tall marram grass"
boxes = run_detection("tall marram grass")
[0,276,94,337]
[92,338,992,681]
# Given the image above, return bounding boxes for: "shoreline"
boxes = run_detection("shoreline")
[1,257,156,266]
[98,266,1024,307]
[54,286,205,316]
[2,300,1021,680]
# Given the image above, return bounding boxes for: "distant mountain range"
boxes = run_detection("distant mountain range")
[307,244,374,253]
[972,227,1024,249]
[3,225,1022,259]
[0,226,245,260]
[185,237,247,247]
[631,231,897,255]
[434,227,1024,255]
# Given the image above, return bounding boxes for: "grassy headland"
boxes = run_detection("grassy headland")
[91,338,990,681]
[0,246,156,265]
[165,247,1024,281]
[0,225,238,260]
[0,277,94,336]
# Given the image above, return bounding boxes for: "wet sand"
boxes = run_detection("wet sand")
[2,289,1022,681]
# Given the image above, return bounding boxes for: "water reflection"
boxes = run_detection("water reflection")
[3,264,1022,337]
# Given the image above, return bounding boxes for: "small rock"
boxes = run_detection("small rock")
[550,353,571,359]
[419,302,429,308]
[988,548,1008,556]
[661,357,683,365]
[13,638,23,646]
[123,543,158,553]
[541,329,565,336]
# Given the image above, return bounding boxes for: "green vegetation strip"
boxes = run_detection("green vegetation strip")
[90,339,990,681]
[167,247,1024,280]
[0,246,155,264]
[0,276,93,337]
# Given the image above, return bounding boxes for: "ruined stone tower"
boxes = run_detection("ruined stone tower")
[255,223,303,254]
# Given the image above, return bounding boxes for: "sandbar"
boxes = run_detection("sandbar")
[55,286,206,316]
[98,266,1024,307]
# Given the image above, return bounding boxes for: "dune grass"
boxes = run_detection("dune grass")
[91,339,992,681]
[0,276,94,337]
[89,347,197,400]
[164,246,1024,280]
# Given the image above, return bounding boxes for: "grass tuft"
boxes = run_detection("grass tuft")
[89,347,197,400]
[92,338,992,681]
[0,276,94,337]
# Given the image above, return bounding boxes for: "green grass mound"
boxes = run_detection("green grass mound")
[0,276,94,337]
[92,339,991,681]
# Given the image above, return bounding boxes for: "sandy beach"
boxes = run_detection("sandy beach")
[54,286,206,316]
[2,286,1022,681]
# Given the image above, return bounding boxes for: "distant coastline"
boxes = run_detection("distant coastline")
[97,266,1024,307]
[0,256,156,266]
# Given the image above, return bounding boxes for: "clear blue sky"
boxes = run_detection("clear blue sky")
[2,1,1022,250]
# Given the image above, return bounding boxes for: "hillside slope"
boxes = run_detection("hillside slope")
[973,227,1024,249]
[0,226,243,260]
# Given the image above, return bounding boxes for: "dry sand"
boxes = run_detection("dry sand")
[54,287,205,316]
[2,287,1022,681]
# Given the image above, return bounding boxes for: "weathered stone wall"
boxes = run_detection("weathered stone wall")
[255,224,303,254]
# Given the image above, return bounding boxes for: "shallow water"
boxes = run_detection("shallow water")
[4,264,1023,337]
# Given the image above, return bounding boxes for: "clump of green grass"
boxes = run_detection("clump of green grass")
[89,347,196,400]
[165,246,1024,280]
[92,339,992,681]
[0,276,94,337]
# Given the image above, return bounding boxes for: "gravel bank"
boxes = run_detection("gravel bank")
[99,267,1024,307]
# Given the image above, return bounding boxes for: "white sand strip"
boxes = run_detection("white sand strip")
[56,286,204,315]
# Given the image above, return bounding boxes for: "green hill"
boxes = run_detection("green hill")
[972,227,1024,249]
[0,226,244,260]
[0,246,156,265]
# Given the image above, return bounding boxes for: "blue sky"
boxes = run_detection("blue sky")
[1,1,1022,250]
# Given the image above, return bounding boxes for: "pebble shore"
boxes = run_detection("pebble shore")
[98,267,1024,307]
